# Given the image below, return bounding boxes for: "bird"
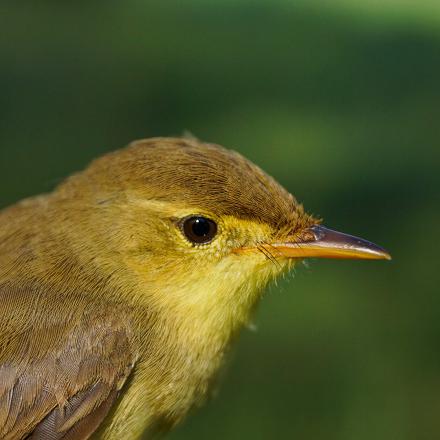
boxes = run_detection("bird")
[0,137,390,439]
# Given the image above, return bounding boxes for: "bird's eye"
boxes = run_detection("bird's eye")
[182,216,218,245]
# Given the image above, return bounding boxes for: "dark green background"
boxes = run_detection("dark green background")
[1,2,439,439]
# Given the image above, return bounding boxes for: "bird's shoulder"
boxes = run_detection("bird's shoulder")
[0,281,138,440]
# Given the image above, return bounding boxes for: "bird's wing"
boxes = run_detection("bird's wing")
[0,285,137,440]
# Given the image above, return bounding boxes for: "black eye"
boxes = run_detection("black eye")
[182,216,218,244]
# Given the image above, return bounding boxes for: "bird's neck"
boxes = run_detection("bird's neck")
[124,254,282,425]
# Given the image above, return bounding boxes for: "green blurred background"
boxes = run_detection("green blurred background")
[1,1,439,439]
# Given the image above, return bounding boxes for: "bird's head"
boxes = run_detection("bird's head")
[55,137,390,341]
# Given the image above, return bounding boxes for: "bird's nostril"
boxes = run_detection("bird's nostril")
[288,227,318,243]
[307,225,326,241]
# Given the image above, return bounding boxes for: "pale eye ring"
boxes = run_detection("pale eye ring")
[181,216,218,244]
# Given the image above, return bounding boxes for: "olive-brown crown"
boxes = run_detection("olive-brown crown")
[60,137,314,235]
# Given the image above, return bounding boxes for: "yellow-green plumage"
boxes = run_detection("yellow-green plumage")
[0,137,389,439]
[0,138,314,439]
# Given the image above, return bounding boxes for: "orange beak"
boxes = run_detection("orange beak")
[237,225,391,260]
[269,225,391,260]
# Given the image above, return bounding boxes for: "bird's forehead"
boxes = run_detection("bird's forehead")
[118,139,303,229]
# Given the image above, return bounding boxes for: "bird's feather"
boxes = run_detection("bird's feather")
[0,283,136,440]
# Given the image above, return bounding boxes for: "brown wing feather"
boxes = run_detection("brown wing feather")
[0,285,137,440]
[29,386,119,440]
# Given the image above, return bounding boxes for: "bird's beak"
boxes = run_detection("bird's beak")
[269,225,391,260]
